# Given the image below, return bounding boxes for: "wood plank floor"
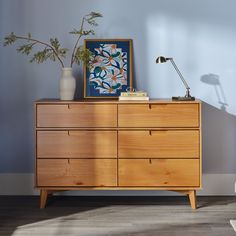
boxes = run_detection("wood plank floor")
[0,196,235,236]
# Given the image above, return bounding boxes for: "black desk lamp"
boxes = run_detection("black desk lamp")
[156,56,195,101]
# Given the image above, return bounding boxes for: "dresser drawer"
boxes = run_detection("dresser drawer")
[119,130,199,158]
[119,159,199,187]
[37,104,117,127]
[37,159,117,187]
[118,104,199,127]
[37,130,117,158]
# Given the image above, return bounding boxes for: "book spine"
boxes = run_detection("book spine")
[120,92,147,97]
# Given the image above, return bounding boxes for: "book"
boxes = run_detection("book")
[120,91,148,97]
[119,96,149,101]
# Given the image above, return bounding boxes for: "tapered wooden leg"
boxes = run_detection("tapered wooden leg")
[173,190,197,209]
[40,189,48,209]
[188,190,197,210]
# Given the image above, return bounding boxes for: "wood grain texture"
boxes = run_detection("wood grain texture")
[189,190,197,209]
[118,103,199,127]
[35,98,201,104]
[35,100,202,209]
[119,159,199,187]
[37,159,117,187]
[34,187,202,190]
[119,130,199,158]
[37,104,117,127]
[39,189,48,209]
[37,130,117,158]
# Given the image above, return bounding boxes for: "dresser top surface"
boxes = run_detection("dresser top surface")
[35,98,201,104]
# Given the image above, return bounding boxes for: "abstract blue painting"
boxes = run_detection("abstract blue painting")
[84,39,133,98]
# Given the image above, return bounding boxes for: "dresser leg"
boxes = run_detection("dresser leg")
[188,190,197,210]
[40,189,48,209]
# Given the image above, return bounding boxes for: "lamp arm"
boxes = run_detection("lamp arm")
[169,59,190,90]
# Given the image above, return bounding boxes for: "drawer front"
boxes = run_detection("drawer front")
[37,131,117,158]
[37,159,117,187]
[37,104,117,127]
[119,130,199,158]
[119,159,199,187]
[118,104,199,127]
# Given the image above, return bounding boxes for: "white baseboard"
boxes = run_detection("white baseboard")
[0,173,235,196]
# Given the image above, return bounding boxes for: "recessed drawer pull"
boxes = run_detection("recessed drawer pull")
[148,104,152,109]
[149,159,152,164]
[68,130,70,136]
[67,104,71,109]
[148,130,168,136]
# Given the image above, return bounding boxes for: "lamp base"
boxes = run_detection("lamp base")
[172,96,195,101]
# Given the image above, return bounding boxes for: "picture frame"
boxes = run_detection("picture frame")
[84,39,133,98]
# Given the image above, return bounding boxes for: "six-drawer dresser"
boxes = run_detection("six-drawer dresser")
[35,99,202,209]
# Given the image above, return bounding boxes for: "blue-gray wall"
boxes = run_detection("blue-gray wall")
[1,0,236,173]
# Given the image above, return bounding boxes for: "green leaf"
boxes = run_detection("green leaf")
[90,12,103,18]
[69,29,82,35]
[3,32,17,46]
[50,38,60,51]
[85,11,103,26]
[58,48,69,58]
[74,46,93,66]
[16,43,34,55]
[82,30,95,36]
[30,48,51,63]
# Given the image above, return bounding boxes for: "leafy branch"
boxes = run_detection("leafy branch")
[4,32,67,67]
[69,11,102,67]
[3,12,103,68]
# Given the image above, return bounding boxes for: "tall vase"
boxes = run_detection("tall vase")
[59,67,76,100]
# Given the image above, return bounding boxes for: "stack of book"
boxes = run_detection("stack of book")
[119,91,149,101]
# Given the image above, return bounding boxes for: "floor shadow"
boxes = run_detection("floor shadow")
[1,196,235,236]
[197,196,236,208]
[0,196,107,236]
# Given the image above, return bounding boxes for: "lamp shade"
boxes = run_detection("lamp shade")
[156,56,169,63]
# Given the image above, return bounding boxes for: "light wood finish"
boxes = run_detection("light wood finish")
[37,159,117,187]
[119,159,199,187]
[37,130,117,158]
[36,98,201,104]
[37,104,117,127]
[175,190,197,209]
[199,102,203,190]
[118,103,199,127]
[39,189,48,209]
[36,187,202,190]
[189,190,197,209]
[35,99,202,209]
[119,130,199,158]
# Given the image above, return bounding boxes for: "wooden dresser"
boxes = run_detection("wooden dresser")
[35,99,201,209]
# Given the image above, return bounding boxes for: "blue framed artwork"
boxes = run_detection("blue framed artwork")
[84,39,133,98]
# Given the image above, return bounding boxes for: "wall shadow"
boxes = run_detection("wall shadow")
[201,74,236,173]
[74,67,84,99]
[201,74,228,111]
[202,101,236,173]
